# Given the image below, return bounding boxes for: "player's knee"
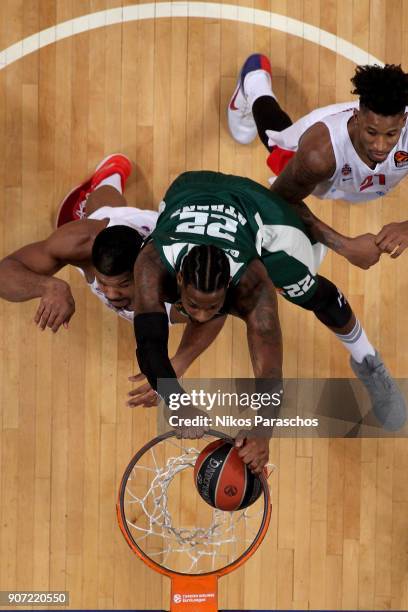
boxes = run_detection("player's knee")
[300,275,352,328]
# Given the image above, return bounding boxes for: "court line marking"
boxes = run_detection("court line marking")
[0,2,384,70]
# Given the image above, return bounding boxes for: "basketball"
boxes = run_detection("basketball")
[193,439,263,511]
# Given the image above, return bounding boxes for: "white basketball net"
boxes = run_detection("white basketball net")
[122,437,275,574]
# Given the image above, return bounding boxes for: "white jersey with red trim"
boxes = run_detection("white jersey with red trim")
[266,101,408,203]
[76,206,160,322]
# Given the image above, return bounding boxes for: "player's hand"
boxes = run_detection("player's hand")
[127,357,187,408]
[375,221,408,258]
[127,373,158,407]
[34,279,75,332]
[342,234,382,269]
[172,405,210,439]
[235,433,269,475]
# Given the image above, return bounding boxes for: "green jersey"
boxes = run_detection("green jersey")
[151,171,326,302]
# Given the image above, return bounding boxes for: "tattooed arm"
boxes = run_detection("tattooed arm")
[230,259,282,474]
[271,122,381,269]
[232,259,282,380]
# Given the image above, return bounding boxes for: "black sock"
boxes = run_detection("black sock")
[252,96,293,151]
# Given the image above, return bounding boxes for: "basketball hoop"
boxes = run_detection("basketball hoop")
[117,430,273,612]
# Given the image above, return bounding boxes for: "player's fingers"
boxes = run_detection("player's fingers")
[391,244,406,258]
[237,445,251,460]
[127,397,151,407]
[61,307,75,329]
[375,236,390,251]
[127,391,153,407]
[237,436,256,455]
[377,235,397,252]
[34,302,45,325]
[375,229,389,244]
[46,309,60,330]
[375,229,391,244]
[143,398,158,408]
[249,452,267,472]
[51,313,66,333]
[127,389,143,398]
[238,447,254,463]
[38,308,52,330]
[248,458,260,471]
[139,391,159,406]
[128,373,146,383]
[134,392,157,406]
[179,426,206,439]
[176,427,193,439]
[385,240,401,254]
[250,463,264,475]
[379,243,396,254]
[234,431,247,448]
[128,383,151,397]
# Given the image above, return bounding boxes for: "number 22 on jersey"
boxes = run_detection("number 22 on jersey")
[173,210,239,243]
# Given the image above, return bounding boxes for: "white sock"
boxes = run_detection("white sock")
[335,319,376,363]
[244,71,275,107]
[96,173,122,194]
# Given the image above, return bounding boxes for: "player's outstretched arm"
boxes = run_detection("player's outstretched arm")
[132,242,209,438]
[231,260,282,474]
[128,314,227,407]
[133,242,180,391]
[0,226,82,331]
[172,314,227,376]
[271,123,381,269]
[234,260,282,380]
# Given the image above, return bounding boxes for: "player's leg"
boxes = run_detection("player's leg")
[263,243,406,430]
[228,54,292,148]
[300,275,406,431]
[56,154,132,227]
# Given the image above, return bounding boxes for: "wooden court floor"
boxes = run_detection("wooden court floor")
[0,0,408,609]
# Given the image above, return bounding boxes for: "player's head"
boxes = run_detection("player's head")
[177,245,231,323]
[351,64,408,163]
[92,225,143,309]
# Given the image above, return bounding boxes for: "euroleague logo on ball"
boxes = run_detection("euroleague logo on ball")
[173,594,182,603]
[224,484,238,497]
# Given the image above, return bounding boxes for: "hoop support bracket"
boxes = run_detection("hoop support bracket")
[170,574,218,612]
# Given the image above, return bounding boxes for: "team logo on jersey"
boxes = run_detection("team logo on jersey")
[341,163,352,176]
[394,150,408,168]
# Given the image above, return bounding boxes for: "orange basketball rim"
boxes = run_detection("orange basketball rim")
[116,430,272,612]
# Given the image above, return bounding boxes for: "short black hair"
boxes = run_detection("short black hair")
[351,64,408,116]
[92,225,143,276]
[181,245,230,292]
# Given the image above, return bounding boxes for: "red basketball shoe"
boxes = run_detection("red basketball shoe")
[55,154,132,227]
